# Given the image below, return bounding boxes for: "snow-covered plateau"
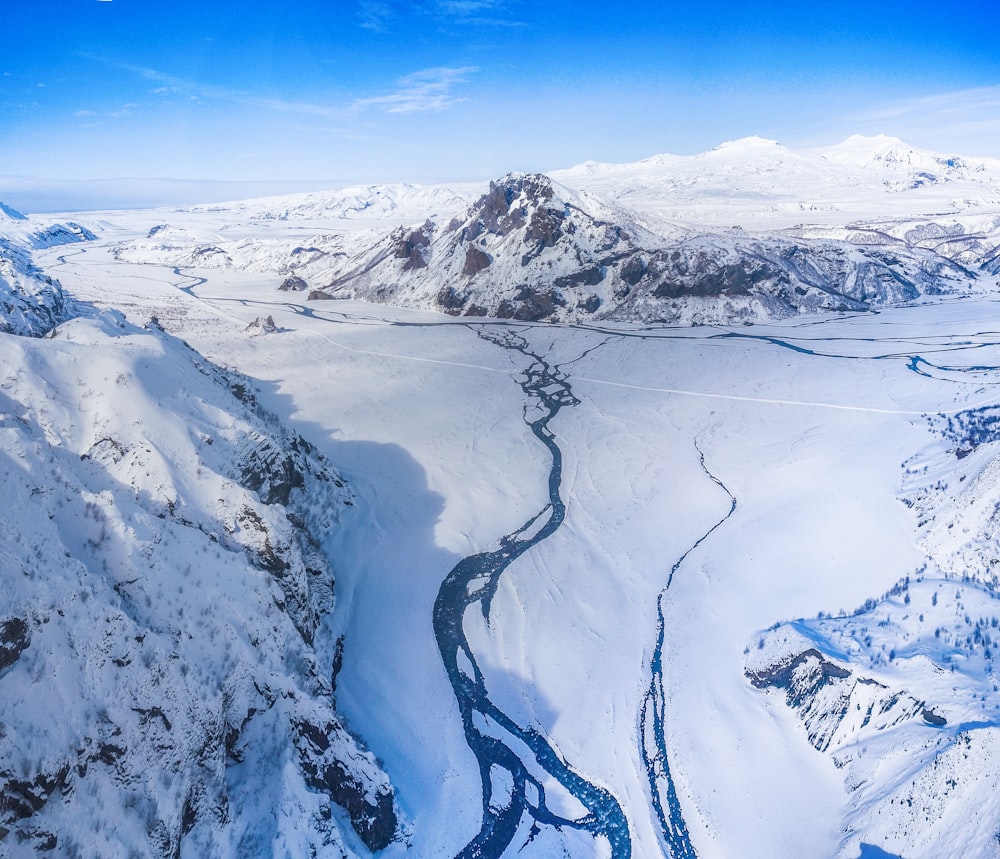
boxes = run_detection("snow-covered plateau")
[5,135,1000,858]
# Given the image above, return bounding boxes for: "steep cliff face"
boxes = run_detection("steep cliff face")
[0,308,397,856]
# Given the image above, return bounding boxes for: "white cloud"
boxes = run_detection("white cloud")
[90,56,475,125]
[357,1,392,32]
[351,66,478,114]
[436,0,503,12]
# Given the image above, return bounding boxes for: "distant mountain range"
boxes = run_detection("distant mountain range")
[104,135,1000,326]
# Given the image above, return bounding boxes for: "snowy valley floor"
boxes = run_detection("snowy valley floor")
[33,233,1000,858]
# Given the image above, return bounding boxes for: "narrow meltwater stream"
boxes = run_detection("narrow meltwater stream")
[432,327,632,858]
[640,440,736,858]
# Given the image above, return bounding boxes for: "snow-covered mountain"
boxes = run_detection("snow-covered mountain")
[186,182,480,226]
[103,137,1000,327]
[552,134,1000,228]
[0,214,397,856]
[111,170,989,326]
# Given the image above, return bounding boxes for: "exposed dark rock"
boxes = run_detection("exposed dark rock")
[463,245,491,277]
[0,617,30,671]
[495,299,516,319]
[295,719,397,851]
[436,286,467,314]
[554,265,604,289]
[465,174,555,239]
[244,315,278,335]
[307,289,334,301]
[651,259,786,298]
[620,255,647,285]
[578,294,601,313]
[521,204,566,263]
[0,765,70,825]
[922,708,947,726]
[392,223,432,271]
[463,304,489,317]
[748,646,933,753]
[191,246,231,265]
[238,435,305,507]
[290,246,332,259]
[278,275,308,292]
[499,287,567,322]
[747,647,851,698]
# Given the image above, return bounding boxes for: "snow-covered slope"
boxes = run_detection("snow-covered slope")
[747,399,1000,859]
[14,136,1000,858]
[187,182,481,226]
[0,291,397,854]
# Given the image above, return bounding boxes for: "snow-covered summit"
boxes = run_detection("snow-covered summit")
[705,135,789,156]
[814,133,972,172]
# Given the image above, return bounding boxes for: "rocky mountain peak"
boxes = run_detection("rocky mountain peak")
[457,173,559,242]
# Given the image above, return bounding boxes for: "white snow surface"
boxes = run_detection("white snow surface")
[7,137,1000,859]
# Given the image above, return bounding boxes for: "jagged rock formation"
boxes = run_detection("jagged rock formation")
[243,314,278,335]
[278,274,308,292]
[747,645,940,754]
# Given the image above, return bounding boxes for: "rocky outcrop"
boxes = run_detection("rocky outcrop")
[747,646,926,753]
[278,274,308,291]
[0,617,29,672]
[243,315,278,335]
[463,245,491,276]
[392,222,432,271]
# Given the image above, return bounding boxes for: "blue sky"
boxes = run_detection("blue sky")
[3,0,1000,210]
